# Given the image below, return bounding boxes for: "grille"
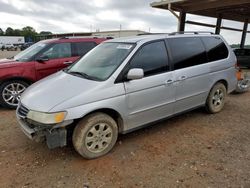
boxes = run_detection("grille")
[17,104,29,118]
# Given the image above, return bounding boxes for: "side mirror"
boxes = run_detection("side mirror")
[36,55,49,63]
[127,68,144,80]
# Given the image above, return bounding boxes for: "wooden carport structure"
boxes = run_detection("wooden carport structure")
[151,0,250,48]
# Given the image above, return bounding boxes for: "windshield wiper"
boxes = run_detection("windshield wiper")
[67,71,101,81]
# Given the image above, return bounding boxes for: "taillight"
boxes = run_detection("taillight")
[236,70,242,81]
[235,61,242,80]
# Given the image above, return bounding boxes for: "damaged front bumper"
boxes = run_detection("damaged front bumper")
[16,112,73,149]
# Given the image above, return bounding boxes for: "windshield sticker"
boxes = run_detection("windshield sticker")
[117,44,132,50]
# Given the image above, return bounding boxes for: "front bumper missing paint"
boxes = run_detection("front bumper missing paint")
[16,113,73,149]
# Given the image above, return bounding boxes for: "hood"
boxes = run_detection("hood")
[21,71,102,112]
[0,58,22,68]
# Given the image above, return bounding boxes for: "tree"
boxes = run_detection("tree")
[0,28,4,36]
[21,26,37,42]
[5,27,14,36]
[39,31,53,35]
[13,29,22,36]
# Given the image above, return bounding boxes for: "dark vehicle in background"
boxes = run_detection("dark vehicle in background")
[20,42,34,51]
[234,48,250,93]
[0,37,107,108]
[234,48,250,68]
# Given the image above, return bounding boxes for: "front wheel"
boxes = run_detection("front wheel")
[206,83,227,114]
[73,112,118,159]
[0,80,29,109]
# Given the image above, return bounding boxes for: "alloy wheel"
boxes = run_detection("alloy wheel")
[2,83,26,106]
[85,123,113,153]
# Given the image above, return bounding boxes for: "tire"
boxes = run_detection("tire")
[206,83,227,114]
[72,112,118,159]
[0,80,29,109]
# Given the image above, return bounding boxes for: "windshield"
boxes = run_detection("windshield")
[14,42,48,61]
[66,42,135,81]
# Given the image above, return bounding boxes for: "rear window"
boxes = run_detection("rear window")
[201,37,229,62]
[72,42,97,56]
[168,37,207,70]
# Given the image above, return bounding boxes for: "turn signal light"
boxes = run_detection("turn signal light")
[236,70,243,81]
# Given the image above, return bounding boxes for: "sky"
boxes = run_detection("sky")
[0,0,249,44]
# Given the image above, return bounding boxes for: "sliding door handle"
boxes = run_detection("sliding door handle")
[165,79,174,85]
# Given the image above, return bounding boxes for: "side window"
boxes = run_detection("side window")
[129,41,169,77]
[168,37,207,70]
[42,43,71,59]
[201,37,229,62]
[72,42,97,56]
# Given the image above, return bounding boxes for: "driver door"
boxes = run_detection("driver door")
[35,42,73,80]
[123,41,176,129]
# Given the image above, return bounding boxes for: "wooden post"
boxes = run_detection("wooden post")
[178,11,186,32]
[215,15,222,34]
[240,19,248,49]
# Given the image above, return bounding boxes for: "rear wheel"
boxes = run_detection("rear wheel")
[206,83,227,114]
[0,80,29,109]
[73,112,118,159]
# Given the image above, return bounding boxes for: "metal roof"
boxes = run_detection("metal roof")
[151,0,250,23]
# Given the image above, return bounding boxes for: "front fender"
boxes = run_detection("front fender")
[61,94,129,131]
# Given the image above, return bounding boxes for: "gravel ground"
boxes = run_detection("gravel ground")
[0,50,20,59]
[0,50,250,187]
[0,92,250,188]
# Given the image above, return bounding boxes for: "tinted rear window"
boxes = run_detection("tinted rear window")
[168,37,207,70]
[201,37,228,62]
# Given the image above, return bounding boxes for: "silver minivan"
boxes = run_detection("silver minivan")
[16,33,237,159]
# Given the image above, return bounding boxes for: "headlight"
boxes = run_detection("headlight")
[27,111,67,124]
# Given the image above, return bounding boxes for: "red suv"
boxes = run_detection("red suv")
[0,37,106,108]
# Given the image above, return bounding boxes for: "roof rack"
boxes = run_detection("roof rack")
[169,31,214,35]
[137,33,168,36]
[59,36,113,40]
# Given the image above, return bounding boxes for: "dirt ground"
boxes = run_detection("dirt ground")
[0,51,250,187]
[0,50,20,59]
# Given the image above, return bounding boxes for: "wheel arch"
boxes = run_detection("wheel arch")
[0,77,34,85]
[81,108,124,133]
[215,79,228,91]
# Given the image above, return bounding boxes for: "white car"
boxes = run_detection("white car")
[4,44,18,51]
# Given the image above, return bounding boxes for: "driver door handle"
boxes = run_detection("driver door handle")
[63,61,73,65]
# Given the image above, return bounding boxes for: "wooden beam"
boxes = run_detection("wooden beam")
[150,0,184,8]
[186,20,216,28]
[188,10,250,23]
[186,20,250,33]
[183,0,250,12]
